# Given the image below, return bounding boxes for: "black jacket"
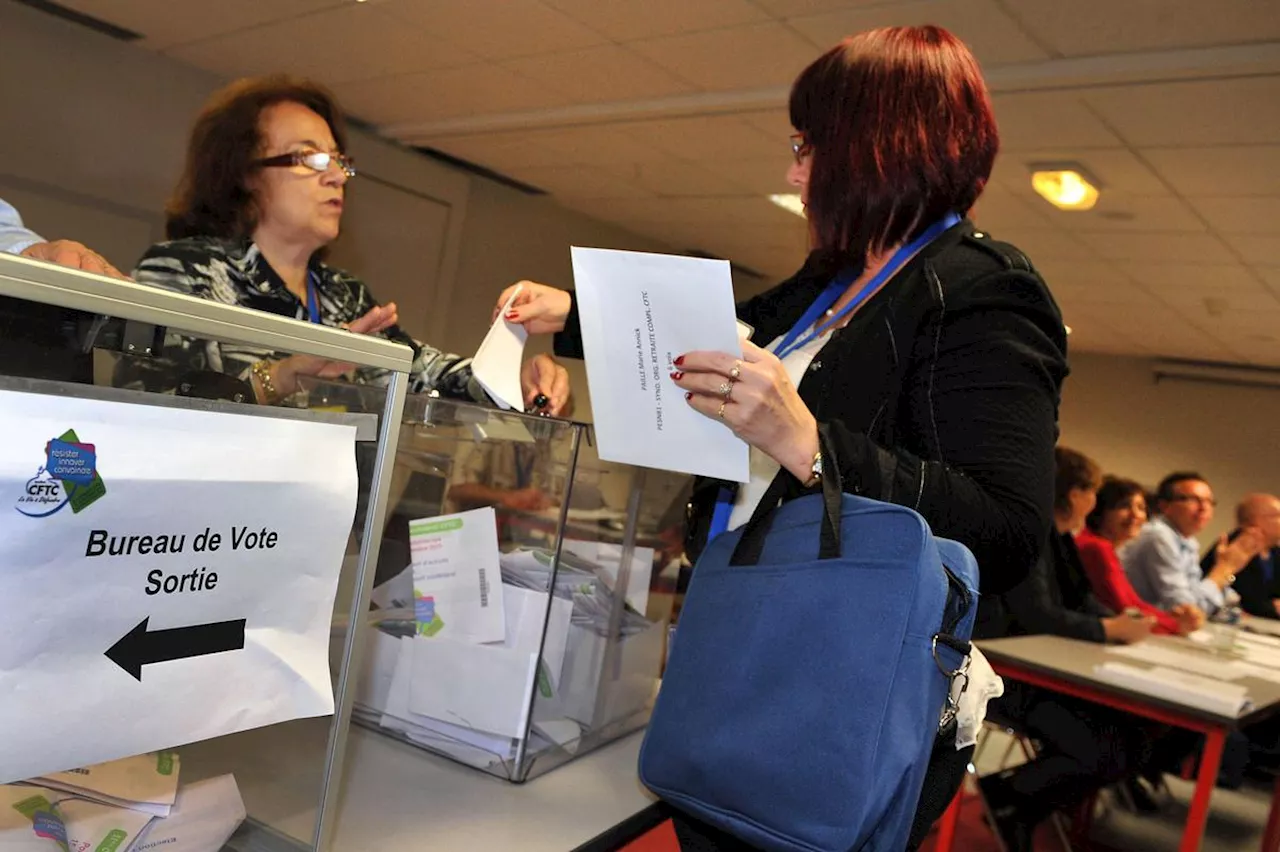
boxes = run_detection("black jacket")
[1203,529,1280,620]
[555,219,1068,594]
[977,531,1110,643]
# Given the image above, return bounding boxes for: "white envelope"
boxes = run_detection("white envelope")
[496,584,573,688]
[472,285,528,410]
[129,774,246,852]
[563,540,654,613]
[409,634,539,739]
[571,247,749,481]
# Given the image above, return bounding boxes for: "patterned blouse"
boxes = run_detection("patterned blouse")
[133,236,483,400]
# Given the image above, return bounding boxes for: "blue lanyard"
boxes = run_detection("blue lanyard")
[771,213,960,361]
[706,213,960,541]
[305,273,320,324]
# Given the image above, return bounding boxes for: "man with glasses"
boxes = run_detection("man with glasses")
[1123,471,1262,616]
[1203,494,1280,619]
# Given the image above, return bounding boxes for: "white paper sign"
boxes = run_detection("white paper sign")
[571,247,748,481]
[472,284,528,410]
[0,389,358,784]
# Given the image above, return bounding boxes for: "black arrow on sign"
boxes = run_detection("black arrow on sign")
[105,617,246,681]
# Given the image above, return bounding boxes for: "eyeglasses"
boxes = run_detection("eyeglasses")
[254,149,356,178]
[1170,494,1217,508]
[790,133,812,165]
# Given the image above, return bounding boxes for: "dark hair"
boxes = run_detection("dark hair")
[1156,471,1207,505]
[1054,446,1102,514]
[165,75,348,241]
[788,25,998,268]
[1086,476,1147,533]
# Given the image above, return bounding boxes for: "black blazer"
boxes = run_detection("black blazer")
[555,219,1068,594]
[1203,529,1280,620]
[977,531,1109,643]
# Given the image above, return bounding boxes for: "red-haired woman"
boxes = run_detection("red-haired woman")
[497,26,1067,849]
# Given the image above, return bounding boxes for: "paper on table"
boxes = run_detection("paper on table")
[1094,662,1252,716]
[129,774,246,852]
[1107,643,1247,680]
[410,508,506,644]
[571,247,748,481]
[33,751,180,817]
[472,284,528,410]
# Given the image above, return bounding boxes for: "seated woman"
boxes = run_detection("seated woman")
[1077,476,1204,636]
[134,76,568,411]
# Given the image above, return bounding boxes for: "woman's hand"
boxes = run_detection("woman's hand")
[520,353,572,417]
[671,340,819,482]
[267,304,399,398]
[494,281,573,335]
[1170,603,1206,635]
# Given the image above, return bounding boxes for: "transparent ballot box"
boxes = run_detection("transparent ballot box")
[342,387,684,782]
[0,252,411,852]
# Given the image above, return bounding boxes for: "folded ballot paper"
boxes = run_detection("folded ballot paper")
[1094,662,1254,716]
[0,782,155,851]
[409,508,506,644]
[29,750,181,818]
[129,774,246,852]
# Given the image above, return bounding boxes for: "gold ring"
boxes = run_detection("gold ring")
[718,381,733,399]
[717,402,727,419]
[729,361,742,381]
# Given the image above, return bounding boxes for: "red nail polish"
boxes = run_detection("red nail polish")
[685,392,692,401]
[674,355,685,367]
[670,371,683,380]
[505,312,519,320]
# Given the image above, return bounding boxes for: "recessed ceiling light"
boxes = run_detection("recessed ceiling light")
[1029,163,1100,211]
[768,194,806,218]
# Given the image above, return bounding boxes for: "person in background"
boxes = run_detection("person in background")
[1202,494,1280,620]
[0,197,128,383]
[976,447,1155,852]
[133,76,568,411]
[1078,476,1204,635]
[1123,471,1262,617]
[496,25,1068,850]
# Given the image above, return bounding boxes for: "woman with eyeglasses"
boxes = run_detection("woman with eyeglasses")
[134,76,569,411]
[495,26,1067,849]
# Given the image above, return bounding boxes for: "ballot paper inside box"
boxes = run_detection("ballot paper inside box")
[347,394,683,782]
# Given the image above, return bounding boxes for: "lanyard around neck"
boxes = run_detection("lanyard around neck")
[772,213,961,361]
[305,272,320,324]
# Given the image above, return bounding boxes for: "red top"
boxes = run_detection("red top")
[1075,528,1181,635]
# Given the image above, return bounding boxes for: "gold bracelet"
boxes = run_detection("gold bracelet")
[251,360,278,404]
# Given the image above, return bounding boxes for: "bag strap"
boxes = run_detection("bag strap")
[729,425,844,566]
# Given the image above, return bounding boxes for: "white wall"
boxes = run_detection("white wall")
[1059,352,1280,544]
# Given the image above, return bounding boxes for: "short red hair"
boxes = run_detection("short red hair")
[789,26,998,265]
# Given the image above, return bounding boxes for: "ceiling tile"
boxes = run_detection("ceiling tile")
[970,188,1056,233]
[602,157,757,197]
[699,157,796,195]
[1143,146,1280,197]
[615,115,783,161]
[992,93,1124,151]
[786,0,1050,66]
[418,132,566,171]
[1003,0,1280,57]
[739,109,796,141]
[1034,258,1136,291]
[1158,282,1280,315]
[1041,194,1206,235]
[1183,307,1280,336]
[509,165,653,200]
[1256,266,1280,293]
[1225,235,1280,266]
[55,0,343,50]
[1078,231,1237,265]
[541,0,769,41]
[1190,197,1280,236]
[164,5,477,86]
[991,229,1095,262]
[503,45,696,103]
[1229,342,1280,368]
[519,126,671,167]
[380,0,607,60]
[627,22,819,90]
[1120,262,1261,291]
[333,65,571,125]
[991,148,1168,196]
[1085,78,1280,148]
[1052,283,1152,307]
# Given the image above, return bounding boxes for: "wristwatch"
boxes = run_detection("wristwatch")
[801,449,823,489]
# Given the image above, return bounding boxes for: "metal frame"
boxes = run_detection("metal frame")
[0,255,414,852]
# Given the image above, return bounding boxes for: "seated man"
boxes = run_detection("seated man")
[0,197,125,382]
[1123,471,1260,618]
[1203,494,1280,620]
[976,447,1156,852]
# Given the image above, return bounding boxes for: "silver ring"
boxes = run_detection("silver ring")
[718,381,733,399]
[717,402,727,419]
[729,361,742,381]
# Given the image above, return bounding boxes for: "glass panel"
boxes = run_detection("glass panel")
[0,288,400,852]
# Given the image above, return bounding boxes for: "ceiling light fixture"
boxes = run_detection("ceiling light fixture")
[1029,163,1100,211]
[768,194,806,218]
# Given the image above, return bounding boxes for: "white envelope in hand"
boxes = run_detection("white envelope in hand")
[472,284,528,410]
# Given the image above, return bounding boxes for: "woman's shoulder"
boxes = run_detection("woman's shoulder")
[137,235,249,266]
[928,228,1054,301]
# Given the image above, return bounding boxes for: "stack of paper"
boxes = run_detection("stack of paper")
[30,751,181,817]
[1094,662,1253,716]
[129,774,246,852]
[1107,644,1247,680]
[0,783,156,851]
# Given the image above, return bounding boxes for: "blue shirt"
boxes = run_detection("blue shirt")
[1122,516,1225,613]
[0,198,44,255]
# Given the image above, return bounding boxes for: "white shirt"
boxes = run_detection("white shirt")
[0,198,44,256]
[725,329,832,531]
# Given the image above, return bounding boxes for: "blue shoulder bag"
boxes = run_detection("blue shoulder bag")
[639,427,979,852]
